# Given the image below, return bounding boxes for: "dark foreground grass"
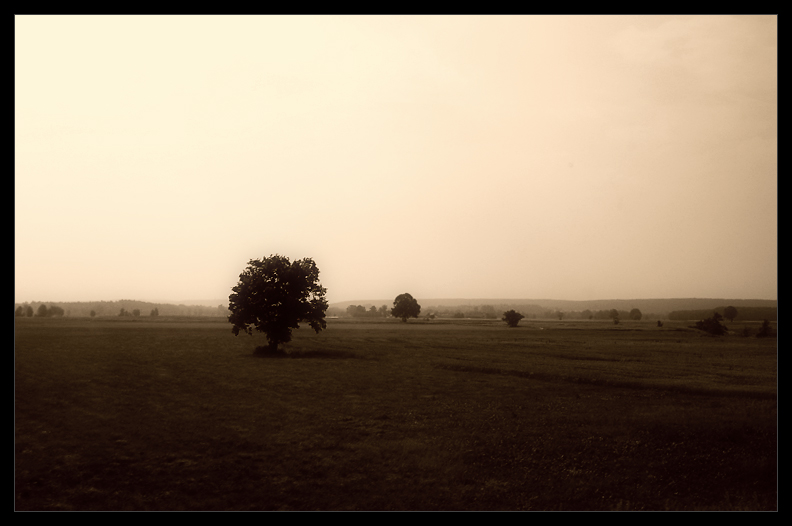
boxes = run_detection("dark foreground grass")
[15,317,777,510]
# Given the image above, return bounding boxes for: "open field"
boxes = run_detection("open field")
[15,317,777,510]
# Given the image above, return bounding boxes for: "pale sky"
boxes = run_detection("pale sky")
[15,15,777,305]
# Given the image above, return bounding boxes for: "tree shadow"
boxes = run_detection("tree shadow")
[252,346,360,359]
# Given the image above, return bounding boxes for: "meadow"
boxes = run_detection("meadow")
[15,316,777,511]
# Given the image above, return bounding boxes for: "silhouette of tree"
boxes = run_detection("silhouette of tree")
[391,293,421,322]
[228,255,328,353]
[502,310,524,327]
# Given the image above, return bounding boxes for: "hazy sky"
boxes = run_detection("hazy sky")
[15,15,777,305]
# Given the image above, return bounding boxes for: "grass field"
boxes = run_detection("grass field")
[15,316,777,510]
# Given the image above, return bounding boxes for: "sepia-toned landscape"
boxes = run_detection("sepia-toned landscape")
[16,15,776,511]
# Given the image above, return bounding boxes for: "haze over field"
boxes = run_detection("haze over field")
[15,15,777,305]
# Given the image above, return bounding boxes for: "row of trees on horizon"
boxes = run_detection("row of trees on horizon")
[14,300,231,318]
[14,301,776,322]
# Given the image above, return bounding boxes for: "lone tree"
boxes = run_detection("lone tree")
[228,254,328,353]
[502,310,525,327]
[391,293,421,322]
[723,306,738,322]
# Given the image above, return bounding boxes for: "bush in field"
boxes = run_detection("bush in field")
[228,254,328,353]
[694,313,727,335]
[391,293,421,322]
[629,308,642,320]
[36,304,49,317]
[756,319,775,338]
[15,306,24,317]
[25,305,34,317]
[502,310,524,327]
[90,310,96,318]
[724,306,738,322]
[657,320,664,327]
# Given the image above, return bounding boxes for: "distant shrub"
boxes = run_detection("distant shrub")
[657,320,663,328]
[694,314,727,336]
[502,310,524,328]
[756,319,776,338]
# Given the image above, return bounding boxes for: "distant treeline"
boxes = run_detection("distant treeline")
[332,298,776,318]
[337,303,665,321]
[668,306,777,322]
[345,305,389,318]
[14,300,230,318]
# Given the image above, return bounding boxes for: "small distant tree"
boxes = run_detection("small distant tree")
[657,320,663,327]
[629,308,642,321]
[723,306,738,322]
[132,309,141,317]
[150,308,159,317]
[90,310,96,318]
[36,304,49,317]
[502,310,524,327]
[391,293,421,322]
[49,306,64,317]
[557,311,564,320]
[608,309,619,320]
[119,308,127,317]
[15,306,24,317]
[25,305,34,317]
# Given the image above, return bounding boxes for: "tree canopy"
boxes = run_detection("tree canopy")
[391,293,421,322]
[228,255,328,352]
[502,310,525,327]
